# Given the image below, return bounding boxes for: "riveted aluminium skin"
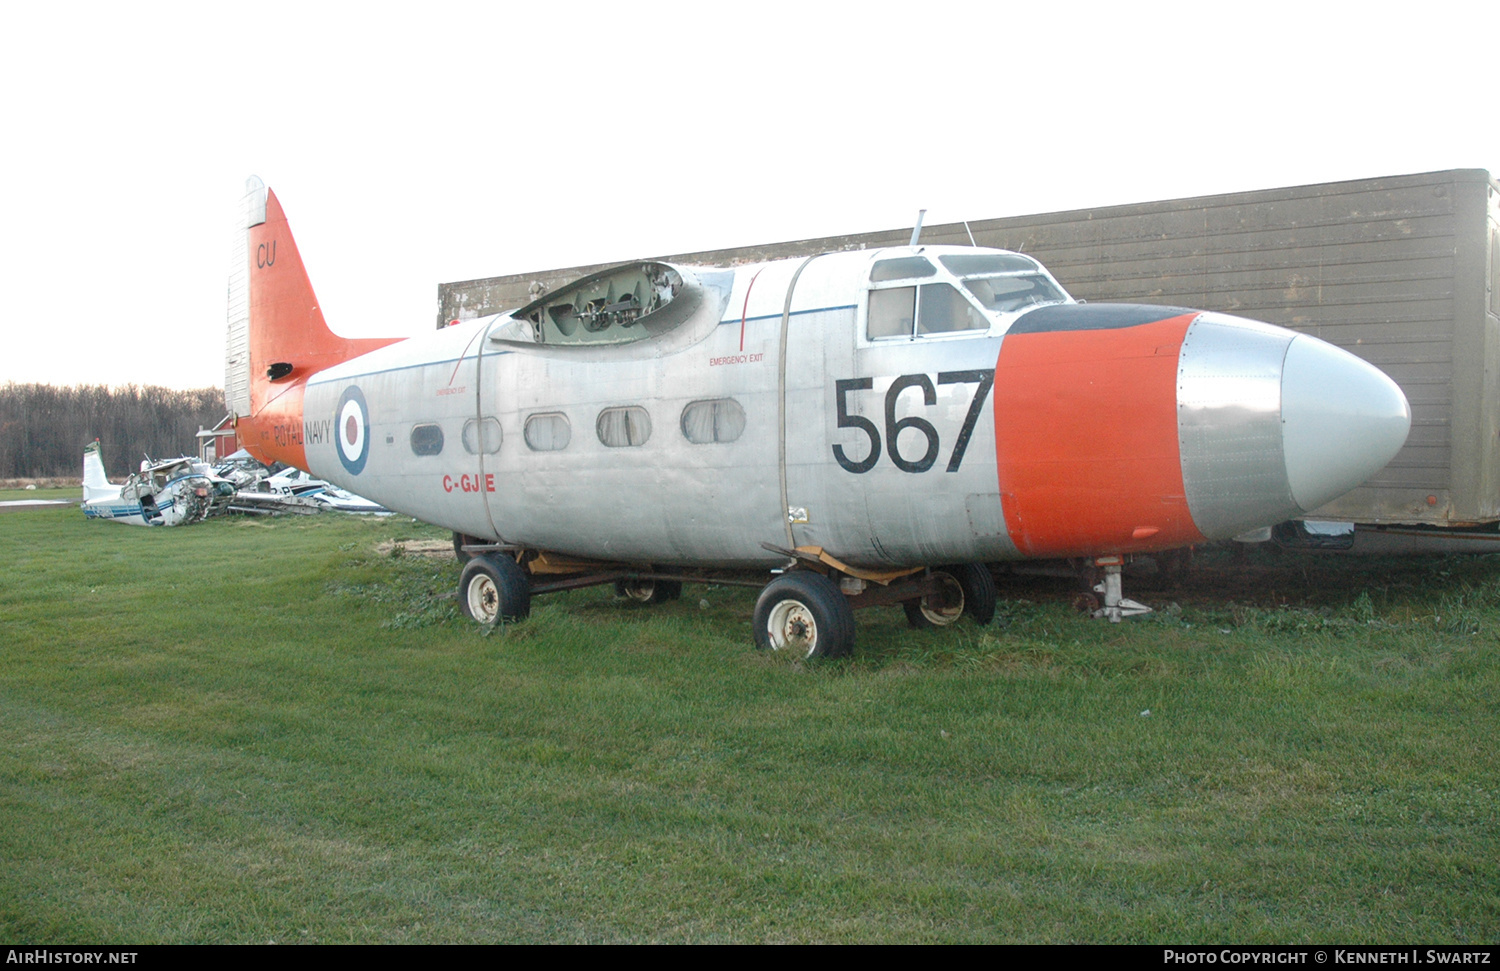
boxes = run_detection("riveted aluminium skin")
[1176,313,1298,538]
[992,309,1205,558]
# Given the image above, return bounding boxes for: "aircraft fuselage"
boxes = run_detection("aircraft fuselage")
[240,245,1410,571]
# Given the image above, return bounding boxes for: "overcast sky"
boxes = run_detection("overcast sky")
[1,1,1493,391]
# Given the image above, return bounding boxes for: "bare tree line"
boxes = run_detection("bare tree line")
[0,383,224,479]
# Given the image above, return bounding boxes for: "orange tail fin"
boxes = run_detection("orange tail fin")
[225,177,399,468]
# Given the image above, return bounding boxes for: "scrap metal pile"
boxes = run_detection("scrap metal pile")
[81,441,385,526]
[214,449,387,516]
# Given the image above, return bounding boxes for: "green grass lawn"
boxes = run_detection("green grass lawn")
[1,509,1496,942]
[0,486,78,502]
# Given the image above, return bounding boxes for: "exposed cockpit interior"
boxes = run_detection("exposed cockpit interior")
[510,263,686,345]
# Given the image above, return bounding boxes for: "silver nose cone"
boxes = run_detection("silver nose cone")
[1281,335,1411,512]
[1178,312,1412,540]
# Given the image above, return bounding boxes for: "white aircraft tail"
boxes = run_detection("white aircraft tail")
[223,178,263,420]
[82,440,119,502]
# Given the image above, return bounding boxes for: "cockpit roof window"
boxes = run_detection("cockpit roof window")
[938,253,1041,276]
[870,256,937,282]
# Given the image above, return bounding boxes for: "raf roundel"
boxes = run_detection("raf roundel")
[336,385,371,475]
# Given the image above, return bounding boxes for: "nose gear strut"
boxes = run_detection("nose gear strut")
[1090,556,1153,623]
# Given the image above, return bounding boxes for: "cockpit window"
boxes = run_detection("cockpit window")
[938,253,1039,275]
[869,283,987,339]
[917,284,989,334]
[937,252,1068,313]
[870,257,937,282]
[960,274,1068,314]
[868,287,916,338]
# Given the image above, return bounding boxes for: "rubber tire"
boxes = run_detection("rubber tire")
[903,564,997,628]
[752,572,855,659]
[952,563,997,625]
[459,554,531,626]
[613,578,684,604]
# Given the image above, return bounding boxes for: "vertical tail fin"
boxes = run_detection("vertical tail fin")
[82,441,117,502]
[225,177,400,467]
[223,178,259,420]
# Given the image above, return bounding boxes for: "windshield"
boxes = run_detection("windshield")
[959,273,1069,313]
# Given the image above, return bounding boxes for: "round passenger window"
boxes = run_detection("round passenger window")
[597,407,651,448]
[680,399,746,444]
[461,417,502,455]
[409,423,444,456]
[525,413,572,451]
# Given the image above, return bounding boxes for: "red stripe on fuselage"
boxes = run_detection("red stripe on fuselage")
[993,313,1206,557]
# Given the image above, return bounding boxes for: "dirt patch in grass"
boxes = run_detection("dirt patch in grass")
[373,539,455,559]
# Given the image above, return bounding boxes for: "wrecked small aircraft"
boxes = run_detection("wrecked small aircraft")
[262,467,386,513]
[225,178,1411,654]
[212,449,387,515]
[81,440,235,526]
[228,465,388,515]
